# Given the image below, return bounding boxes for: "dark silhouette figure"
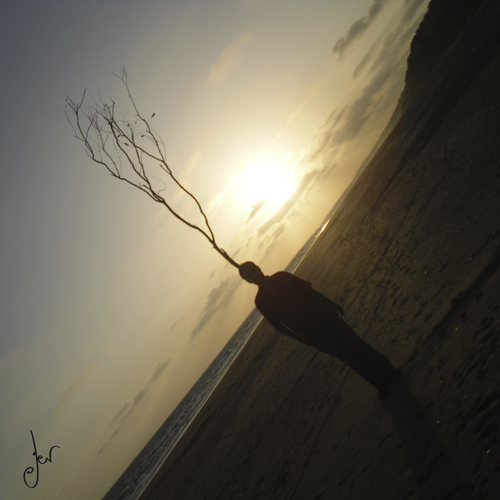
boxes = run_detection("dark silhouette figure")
[239,262,399,394]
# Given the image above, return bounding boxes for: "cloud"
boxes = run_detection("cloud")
[257,168,322,236]
[170,315,184,331]
[170,150,204,208]
[255,159,327,262]
[148,359,171,383]
[353,1,426,79]
[97,387,149,458]
[313,66,394,154]
[332,0,390,59]
[191,276,241,338]
[331,62,398,143]
[401,0,428,25]
[276,84,317,140]
[220,2,429,274]
[207,184,231,215]
[352,42,379,80]
[55,364,97,411]
[109,401,132,427]
[245,198,267,223]
[94,357,174,459]
[208,31,254,83]
[95,442,108,458]
[179,151,202,188]
[286,84,316,126]
[109,389,148,428]
[258,223,287,261]
[312,1,429,163]
[107,359,171,432]
[231,4,428,257]
[131,389,147,408]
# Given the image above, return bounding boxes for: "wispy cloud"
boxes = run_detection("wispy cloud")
[208,31,254,84]
[233,161,338,264]
[171,150,204,208]
[109,389,148,428]
[246,2,429,260]
[353,1,426,79]
[109,401,132,427]
[286,84,316,125]
[98,358,172,457]
[55,364,96,411]
[245,198,267,223]
[322,60,399,147]
[257,168,321,236]
[207,183,231,215]
[96,393,145,459]
[191,276,241,338]
[149,359,172,383]
[180,151,202,186]
[314,0,429,163]
[332,0,390,59]
[401,0,428,24]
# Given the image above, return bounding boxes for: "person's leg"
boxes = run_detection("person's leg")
[311,316,396,389]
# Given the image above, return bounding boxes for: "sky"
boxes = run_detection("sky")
[0,1,430,498]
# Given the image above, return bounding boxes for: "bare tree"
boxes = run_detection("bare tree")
[66,69,240,268]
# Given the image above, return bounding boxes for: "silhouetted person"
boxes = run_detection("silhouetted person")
[239,262,399,395]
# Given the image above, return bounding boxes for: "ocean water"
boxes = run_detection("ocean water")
[102,308,263,500]
[102,201,343,500]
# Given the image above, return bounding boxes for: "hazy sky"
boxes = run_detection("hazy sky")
[0,1,429,498]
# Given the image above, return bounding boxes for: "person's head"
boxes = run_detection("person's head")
[238,261,265,284]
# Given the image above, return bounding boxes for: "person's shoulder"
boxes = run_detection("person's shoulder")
[270,271,311,286]
[270,271,291,278]
[269,271,293,283]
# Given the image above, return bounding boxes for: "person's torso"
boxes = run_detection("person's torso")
[256,272,332,332]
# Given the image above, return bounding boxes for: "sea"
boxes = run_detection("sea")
[102,188,353,500]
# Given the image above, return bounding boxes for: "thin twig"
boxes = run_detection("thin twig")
[65,70,240,269]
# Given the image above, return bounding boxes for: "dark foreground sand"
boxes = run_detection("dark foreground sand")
[140,5,500,500]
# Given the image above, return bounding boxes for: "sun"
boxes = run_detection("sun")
[238,156,294,208]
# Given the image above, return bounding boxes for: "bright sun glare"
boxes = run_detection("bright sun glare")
[238,156,294,209]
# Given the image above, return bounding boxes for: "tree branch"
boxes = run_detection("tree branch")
[65,69,240,269]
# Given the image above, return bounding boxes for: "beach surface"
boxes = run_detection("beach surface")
[139,2,500,499]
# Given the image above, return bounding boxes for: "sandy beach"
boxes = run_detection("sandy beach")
[139,2,500,499]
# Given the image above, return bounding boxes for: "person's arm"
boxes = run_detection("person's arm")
[259,306,312,346]
[330,301,344,317]
[302,283,345,317]
[272,320,311,345]
[269,318,312,345]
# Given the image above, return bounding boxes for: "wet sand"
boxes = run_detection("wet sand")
[140,5,500,500]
